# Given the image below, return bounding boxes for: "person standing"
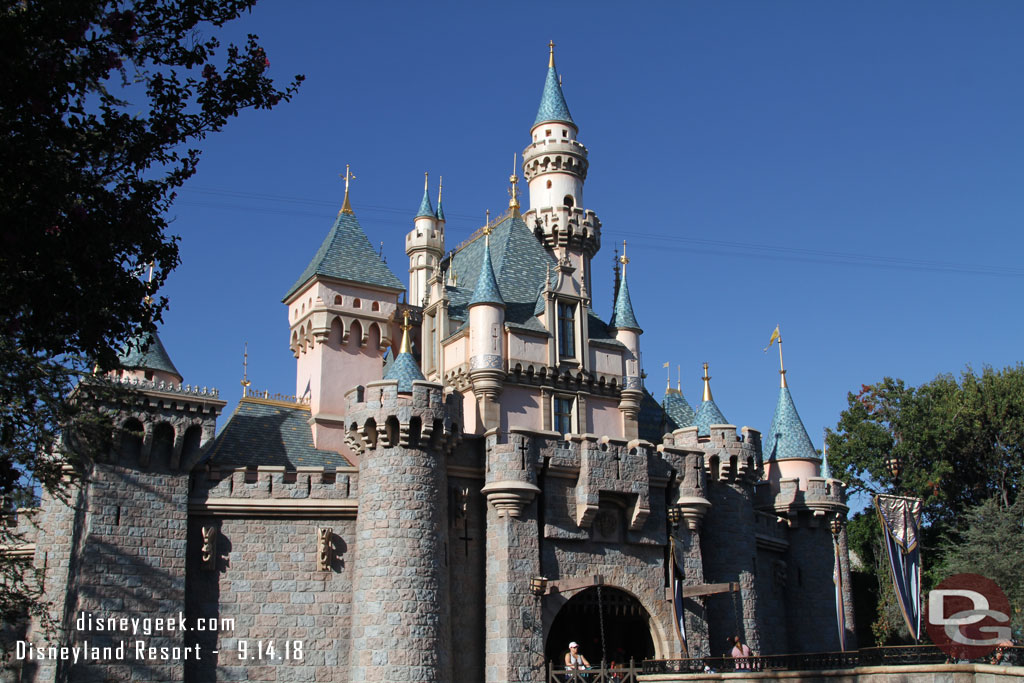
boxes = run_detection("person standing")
[565,641,591,679]
[730,636,752,669]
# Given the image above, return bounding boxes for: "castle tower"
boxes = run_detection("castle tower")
[522,42,601,292]
[663,367,696,432]
[346,317,457,683]
[30,331,224,682]
[406,173,445,308]
[467,225,506,430]
[284,171,405,452]
[610,244,643,438]
[759,349,855,652]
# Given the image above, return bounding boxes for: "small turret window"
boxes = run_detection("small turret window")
[353,298,361,308]
[334,295,342,305]
[545,129,552,137]
[563,195,574,208]
[546,180,552,189]
[557,302,576,359]
[371,301,380,312]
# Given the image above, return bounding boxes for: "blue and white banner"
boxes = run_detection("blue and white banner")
[874,493,923,641]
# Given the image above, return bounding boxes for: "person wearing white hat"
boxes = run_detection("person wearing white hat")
[564,641,591,674]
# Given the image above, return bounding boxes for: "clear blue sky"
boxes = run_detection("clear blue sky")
[157,2,1024,508]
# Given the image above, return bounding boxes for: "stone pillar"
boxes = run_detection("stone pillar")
[482,430,543,683]
[347,381,453,683]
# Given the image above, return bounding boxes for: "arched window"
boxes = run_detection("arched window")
[334,295,342,305]
[353,298,361,309]
[563,195,574,208]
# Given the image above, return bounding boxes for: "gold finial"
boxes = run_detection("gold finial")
[241,342,251,390]
[423,171,429,193]
[548,40,555,68]
[399,310,413,355]
[619,240,629,277]
[665,362,671,390]
[483,209,492,236]
[702,362,714,402]
[508,153,521,216]
[437,175,443,207]
[340,164,356,215]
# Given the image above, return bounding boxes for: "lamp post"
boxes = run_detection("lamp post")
[885,452,903,490]
[530,576,548,597]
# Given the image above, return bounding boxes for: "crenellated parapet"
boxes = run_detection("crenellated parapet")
[669,424,763,484]
[760,475,849,526]
[523,205,601,257]
[190,465,358,518]
[343,379,462,457]
[522,137,590,182]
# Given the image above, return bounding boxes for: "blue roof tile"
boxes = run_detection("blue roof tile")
[203,398,352,468]
[694,399,729,437]
[663,389,696,430]
[416,184,434,219]
[384,351,424,392]
[534,65,575,128]
[468,235,505,307]
[284,210,404,301]
[765,386,820,461]
[118,330,181,380]
[610,271,641,331]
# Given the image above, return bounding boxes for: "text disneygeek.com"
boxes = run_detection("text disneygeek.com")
[14,611,301,663]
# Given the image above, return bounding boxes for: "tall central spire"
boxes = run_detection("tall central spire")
[533,40,574,128]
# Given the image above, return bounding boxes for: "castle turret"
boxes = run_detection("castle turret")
[663,373,696,432]
[693,363,729,437]
[407,173,444,308]
[115,329,183,385]
[284,170,405,452]
[610,244,643,438]
[467,225,506,430]
[522,42,601,291]
[345,374,459,682]
[763,371,822,490]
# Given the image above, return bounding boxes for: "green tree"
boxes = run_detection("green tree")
[937,497,1024,640]
[827,366,1024,643]
[0,0,302,625]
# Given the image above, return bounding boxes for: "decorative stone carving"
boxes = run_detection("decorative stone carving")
[317,527,334,571]
[200,525,218,571]
[480,480,540,518]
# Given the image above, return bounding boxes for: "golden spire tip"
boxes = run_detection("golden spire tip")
[399,310,413,355]
[548,40,555,68]
[702,362,713,402]
[340,164,356,215]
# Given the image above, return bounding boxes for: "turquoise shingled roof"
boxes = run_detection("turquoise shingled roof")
[639,388,668,443]
[384,351,424,392]
[694,398,728,437]
[118,331,181,380]
[436,198,445,222]
[765,386,820,461]
[284,210,404,301]
[446,215,555,328]
[534,64,575,128]
[203,399,352,468]
[610,271,641,331]
[468,235,505,307]
[663,389,696,431]
[416,185,434,219]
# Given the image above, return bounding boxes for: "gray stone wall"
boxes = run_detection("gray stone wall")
[185,516,354,683]
[785,520,842,653]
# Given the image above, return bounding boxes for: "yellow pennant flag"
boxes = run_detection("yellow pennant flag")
[764,325,780,352]
[662,361,670,368]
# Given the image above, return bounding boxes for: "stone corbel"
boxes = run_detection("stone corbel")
[675,495,712,532]
[481,480,540,519]
[317,527,334,571]
[200,525,218,571]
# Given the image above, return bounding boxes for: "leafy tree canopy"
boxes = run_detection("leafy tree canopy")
[0,0,301,622]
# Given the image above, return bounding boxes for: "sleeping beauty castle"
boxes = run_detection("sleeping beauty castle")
[11,45,854,683]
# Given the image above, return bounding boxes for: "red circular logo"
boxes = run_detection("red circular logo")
[925,573,1011,660]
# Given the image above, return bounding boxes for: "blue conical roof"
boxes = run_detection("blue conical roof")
[610,272,640,331]
[534,63,575,128]
[384,350,424,392]
[468,235,505,307]
[118,330,182,381]
[765,385,819,461]
[435,198,445,222]
[284,210,404,301]
[663,389,696,430]
[416,184,434,219]
[694,399,728,437]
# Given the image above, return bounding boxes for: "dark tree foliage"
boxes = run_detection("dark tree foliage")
[827,366,1024,643]
[0,0,301,624]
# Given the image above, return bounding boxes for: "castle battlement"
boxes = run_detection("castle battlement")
[759,475,849,525]
[343,379,460,456]
[193,465,357,500]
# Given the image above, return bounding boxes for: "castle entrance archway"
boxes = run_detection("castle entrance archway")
[545,586,655,668]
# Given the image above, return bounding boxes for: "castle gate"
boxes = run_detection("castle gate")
[545,586,656,668]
